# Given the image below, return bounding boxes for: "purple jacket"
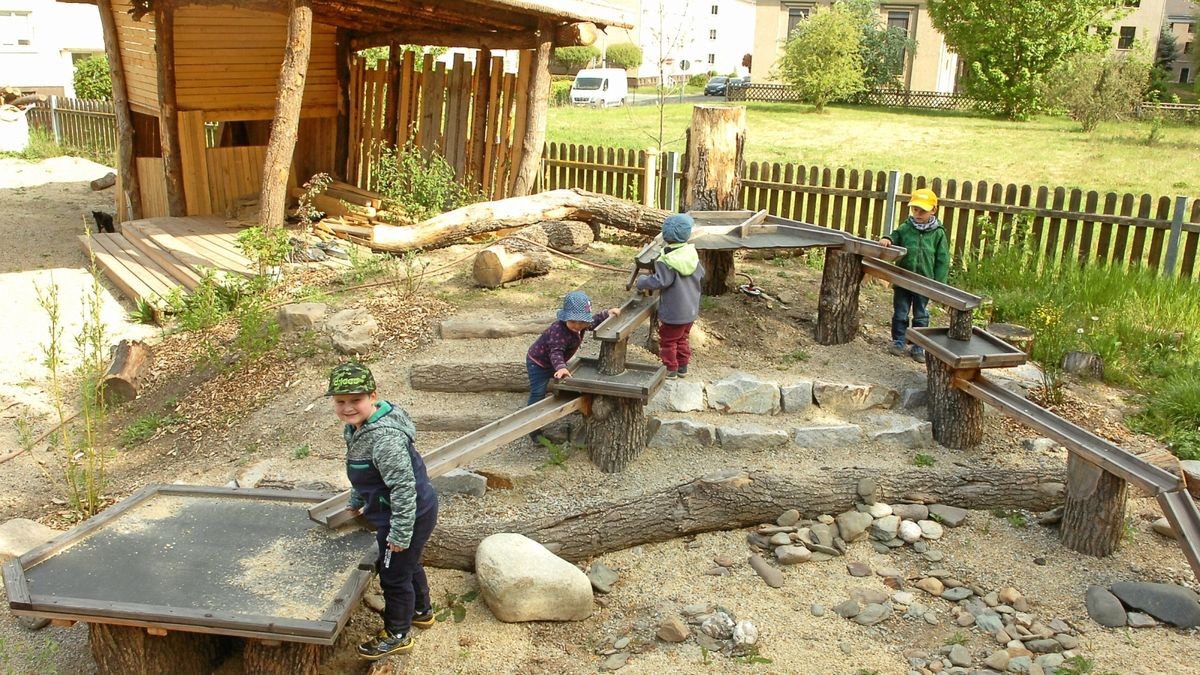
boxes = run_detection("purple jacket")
[527,312,612,370]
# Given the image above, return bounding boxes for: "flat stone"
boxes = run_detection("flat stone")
[1151,517,1177,539]
[835,599,862,619]
[792,424,863,448]
[681,603,710,617]
[867,502,894,518]
[777,509,801,526]
[1110,582,1200,628]
[780,381,814,414]
[717,424,790,450]
[1126,611,1158,628]
[876,566,902,579]
[900,385,928,410]
[768,532,791,546]
[707,373,781,415]
[713,554,735,568]
[657,616,690,642]
[871,515,901,541]
[0,518,62,564]
[984,650,1010,671]
[775,545,812,565]
[695,632,724,652]
[649,419,717,448]
[924,611,939,625]
[942,587,974,602]
[1036,654,1065,671]
[850,587,891,606]
[1026,639,1061,654]
[893,591,915,605]
[956,612,976,627]
[587,562,620,594]
[703,566,729,576]
[892,504,930,521]
[899,520,923,543]
[600,652,629,671]
[326,308,378,354]
[1085,586,1127,627]
[857,477,877,501]
[847,561,873,577]
[1007,655,1032,673]
[869,419,934,448]
[1022,437,1059,452]
[431,468,488,497]
[948,645,971,667]
[924,550,945,562]
[927,504,969,527]
[836,510,874,543]
[276,302,327,332]
[814,381,899,412]
[613,637,631,650]
[809,522,836,548]
[1055,634,1079,650]
[646,379,707,413]
[853,603,892,626]
[918,520,945,540]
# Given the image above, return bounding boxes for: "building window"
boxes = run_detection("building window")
[0,10,34,47]
[787,7,810,38]
[711,4,718,14]
[1117,26,1136,50]
[707,53,715,64]
[709,29,717,40]
[1185,41,1193,55]
[1181,67,1191,84]
[887,10,912,36]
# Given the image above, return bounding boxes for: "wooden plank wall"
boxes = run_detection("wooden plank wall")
[205,146,268,216]
[135,157,168,218]
[110,0,157,115]
[347,50,529,200]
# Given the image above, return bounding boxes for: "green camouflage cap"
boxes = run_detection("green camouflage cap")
[326,362,376,396]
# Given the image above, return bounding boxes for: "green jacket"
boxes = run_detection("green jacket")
[883,216,950,283]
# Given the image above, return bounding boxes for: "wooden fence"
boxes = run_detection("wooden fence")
[26,97,118,156]
[539,143,1200,281]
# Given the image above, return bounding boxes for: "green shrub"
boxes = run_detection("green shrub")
[1046,51,1151,132]
[606,43,643,70]
[551,80,573,107]
[73,54,112,100]
[554,45,599,70]
[687,73,710,88]
[372,139,480,221]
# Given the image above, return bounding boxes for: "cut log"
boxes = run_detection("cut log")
[948,307,973,341]
[101,339,151,406]
[519,220,595,253]
[89,624,224,675]
[438,314,554,339]
[91,172,117,191]
[1062,351,1104,379]
[369,189,667,253]
[988,322,1034,355]
[422,464,1068,570]
[585,395,646,473]
[555,22,600,47]
[409,362,528,392]
[1060,452,1127,557]
[259,0,313,228]
[815,248,864,345]
[681,105,746,296]
[927,355,983,449]
[242,640,325,675]
[472,237,554,288]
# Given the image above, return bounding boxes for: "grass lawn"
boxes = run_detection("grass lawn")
[547,102,1200,197]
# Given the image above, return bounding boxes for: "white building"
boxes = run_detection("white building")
[0,0,104,96]
[604,0,758,84]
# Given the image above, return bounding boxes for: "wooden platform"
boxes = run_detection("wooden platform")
[79,216,350,309]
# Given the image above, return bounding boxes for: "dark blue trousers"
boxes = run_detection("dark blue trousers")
[526,356,554,441]
[891,287,930,346]
[376,505,437,635]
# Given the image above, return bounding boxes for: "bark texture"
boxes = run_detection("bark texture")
[258,0,313,228]
[438,315,553,339]
[97,0,141,219]
[1060,452,1128,557]
[517,220,595,253]
[948,307,974,341]
[681,105,746,296]
[101,339,150,405]
[927,355,983,449]
[242,641,325,675]
[698,250,735,296]
[815,248,864,345]
[510,23,551,196]
[153,3,185,216]
[597,340,627,376]
[585,395,646,473]
[89,624,224,675]
[423,464,1068,570]
[409,362,528,392]
[472,238,553,287]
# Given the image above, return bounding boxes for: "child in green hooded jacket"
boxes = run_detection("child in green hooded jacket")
[879,188,950,362]
[636,213,706,378]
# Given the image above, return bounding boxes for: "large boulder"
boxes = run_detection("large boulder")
[707,373,781,415]
[813,382,897,412]
[780,381,814,414]
[646,380,706,413]
[717,425,790,451]
[475,533,593,622]
[276,302,327,333]
[0,518,62,564]
[326,308,379,355]
[1110,582,1200,629]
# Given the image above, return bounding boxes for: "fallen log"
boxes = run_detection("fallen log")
[472,237,554,288]
[423,464,1067,570]
[90,172,117,191]
[369,189,668,253]
[520,220,596,254]
[409,362,528,392]
[101,339,151,405]
[438,314,554,339]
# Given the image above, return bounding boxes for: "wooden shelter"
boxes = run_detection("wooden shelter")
[68,0,632,227]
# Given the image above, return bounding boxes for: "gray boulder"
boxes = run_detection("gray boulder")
[835,510,873,543]
[780,381,814,414]
[1085,585,1127,627]
[1110,582,1200,629]
[431,468,487,497]
[276,302,327,333]
[813,381,898,412]
[649,419,717,448]
[792,424,863,448]
[717,425,791,451]
[707,373,781,415]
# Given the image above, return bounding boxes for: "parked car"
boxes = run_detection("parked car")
[703,76,729,96]
[569,68,628,107]
[727,76,751,91]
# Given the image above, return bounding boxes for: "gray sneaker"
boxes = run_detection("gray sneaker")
[910,347,926,362]
[887,343,908,357]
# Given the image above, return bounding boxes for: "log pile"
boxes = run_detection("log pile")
[471,220,596,287]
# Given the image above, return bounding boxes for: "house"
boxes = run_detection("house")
[0,0,104,96]
[1166,0,1197,84]
[601,0,758,84]
[1106,0,1168,57]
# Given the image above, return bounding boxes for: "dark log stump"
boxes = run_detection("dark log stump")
[926,354,983,449]
[699,250,735,295]
[597,340,627,376]
[988,322,1034,355]
[242,640,326,675]
[815,248,864,345]
[89,624,224,675]
[948,307,973,340]
[101,338,151,405]
[586,395,647,473]
[1060,452,1127,557]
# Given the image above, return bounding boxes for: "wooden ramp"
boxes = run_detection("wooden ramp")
[80,216,351,309]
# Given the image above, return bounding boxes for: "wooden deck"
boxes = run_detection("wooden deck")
[80,217,349,309]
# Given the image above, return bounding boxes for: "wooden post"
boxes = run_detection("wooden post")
[510,22,551,196]
[1060,452,1128,557]
[927,355,983,449]
[97,0,141,220]
[242,640,325,675]
[258,0,313,228]
[154,1,186,217]
[681,105,746,295]
[948,307,973,340]
[597,341,628,376]
[383,43,402,148]
[333,27,351,180]
[814,247,863,345]
[642,148,658,207]
[586,338,647,473]
[469,47,492,191]
[89,624,223,675]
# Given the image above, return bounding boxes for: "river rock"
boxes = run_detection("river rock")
[1110,582,1200,628]
[872,515,901,541]
[778,509,801,526]
[918,519,944,540]
[835,600,861,619]
[847,561,872,577]
[587,562,620,594]
[942,587,974,602]
[775,545,812,564]
[916,577,945,596]
[984,650,1010,671]
[1085,586,1127,627]
[431,468,488,497]
[748,554,784,588]
[854,603,893,626]
[948,644,971,667]
[899,520,923,543]
[475,533,592,622]
[927,504,969,527]
[836,510,874,543]
[1126,611,1158,628]
[1151,517,1177,539]
[657,616,689,642]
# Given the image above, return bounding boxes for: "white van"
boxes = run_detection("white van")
[569,68,628,107]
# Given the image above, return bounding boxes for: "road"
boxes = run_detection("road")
[625,92,713,106]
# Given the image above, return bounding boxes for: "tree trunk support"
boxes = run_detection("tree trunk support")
[242,639,325,675]
[383,42,402,148]
[258,0,313,228]
[927,355,983,449]
[510,22,551,196]
[948,307,973,340]
[815,248,863,345]
[333,26,351,180]
[681,105,746,296]
[154,2,186,217]
[98,0,142,220]
[89,624,224,675]
[585,395,647,474]
[1060,452,1127,557]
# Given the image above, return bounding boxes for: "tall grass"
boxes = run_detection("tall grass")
[955,218,1200,458]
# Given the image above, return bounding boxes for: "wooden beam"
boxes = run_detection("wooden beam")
[154,2,186,217]
[97,0,141,220]
[259,0,314,228]
[469,47,492,188]
[510,21,551,197]
[333,26,351,180]
[352,29,538,51]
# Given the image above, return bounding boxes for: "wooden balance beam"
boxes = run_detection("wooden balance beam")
[861,258,982,311]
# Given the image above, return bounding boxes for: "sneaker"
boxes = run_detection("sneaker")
[666,370,678,379]
[411,612,436,629]
[678,364,689,378]
[910,347,926,362]
[887,343,908,357]
[358,629,413,660]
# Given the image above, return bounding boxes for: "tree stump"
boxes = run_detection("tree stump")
[815,248,864,345]
[472,238,553,287]
[681,105,746,296]
[1060,452,1127,557]
[242,640,326,675]
[89,624,225,675]
[586,395,647,473]
[926,353,983,449]
[101,339,151,405]
[597,340,627,376]
[948,307,973,340]
[988,322,1034,355]
[1061,351,1104,379]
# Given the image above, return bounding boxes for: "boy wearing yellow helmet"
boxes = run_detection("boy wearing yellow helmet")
[878,188,950,362]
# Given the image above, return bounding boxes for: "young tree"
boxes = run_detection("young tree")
[776,3,865,112]
[846,0,917,89]
[605,43,643,70]
[927,0,1122,119]
[553,45,600,71]
[1147,23,1180,100]
[1046,50,1150,131]
[73,55,112,100]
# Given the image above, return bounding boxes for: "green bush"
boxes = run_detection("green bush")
[777,3,865,111]
[1046,51,1151,132]
[372,138,480,221]
[554,45,599,71]
[551,80,573,107]
[606,43,642,70]
[73,54,112,100]
[687,73,711,88]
